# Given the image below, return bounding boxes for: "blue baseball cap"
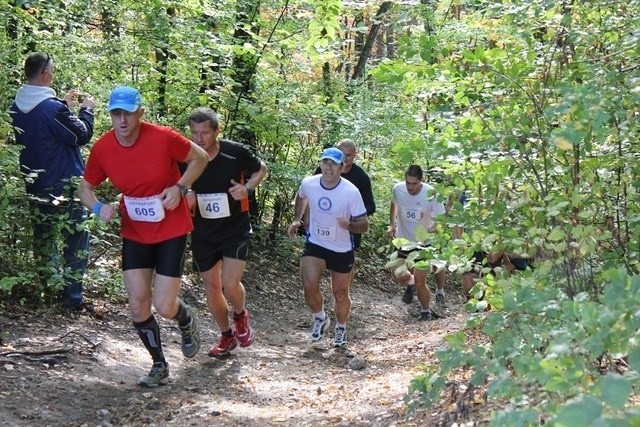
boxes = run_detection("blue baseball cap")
[107,86,142,112]
[320,147,344,164]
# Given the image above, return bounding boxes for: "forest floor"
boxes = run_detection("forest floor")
[0,251,486,427]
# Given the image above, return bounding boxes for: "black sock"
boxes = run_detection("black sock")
[222,329,234,337]
[133,315,166,365]
[173,299,191,327]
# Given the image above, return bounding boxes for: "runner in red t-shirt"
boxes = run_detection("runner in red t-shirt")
[77,86,208,388]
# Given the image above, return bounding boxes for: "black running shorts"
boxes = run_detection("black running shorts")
[302,242,354,274]
[121,235,187,278]
[191,237,250,273]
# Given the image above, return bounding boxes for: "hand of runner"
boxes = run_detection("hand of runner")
[337,217,350,230]
[228,179,248,201]
[97,203,118,223]
[287,220,300,238]
[160,186,182,210]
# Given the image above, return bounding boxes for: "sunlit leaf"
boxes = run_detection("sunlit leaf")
[597,374,631,410]
[554,396,602,426]
[554,136,573,150]
[547,227,565,241]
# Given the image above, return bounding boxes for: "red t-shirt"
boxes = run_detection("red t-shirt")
[83,122,193,244]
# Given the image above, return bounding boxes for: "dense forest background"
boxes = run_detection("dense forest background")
[0,0,639,424]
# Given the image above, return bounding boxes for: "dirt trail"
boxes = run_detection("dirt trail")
[0,263,468,426]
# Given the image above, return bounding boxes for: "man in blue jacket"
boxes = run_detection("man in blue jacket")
[11,52,96,311]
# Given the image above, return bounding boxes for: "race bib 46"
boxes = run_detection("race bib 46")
[196,193,231,219]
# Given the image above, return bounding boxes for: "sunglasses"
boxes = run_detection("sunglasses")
[40,53,50,75]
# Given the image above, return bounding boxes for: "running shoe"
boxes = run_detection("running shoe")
[234,309,255,347]
[179,306,201,358]
[420,310,433,321]
[209,333,238,357]
[333,326,347,348]
[402,284,416,304]
[70,301,95,313]
[310,316,330,342]
[137,362,169,387]
[435,292,446,307]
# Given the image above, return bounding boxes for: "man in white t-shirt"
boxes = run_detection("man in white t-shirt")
[287,147,369,348]
[388,165,446,321]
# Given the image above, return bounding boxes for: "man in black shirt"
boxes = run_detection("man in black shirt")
[335,139,376,248]
[186,107,267,358]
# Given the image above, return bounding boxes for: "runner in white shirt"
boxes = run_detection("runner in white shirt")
[287,147,369,348]
[388,165,446,320]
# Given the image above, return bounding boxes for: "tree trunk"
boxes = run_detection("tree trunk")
[100,6,120,38]
[351,1,393,81]
[227,0,260,148]
[269,198,284,243]
[155,7,177,116]
[322,60,334,104]
[155,47,169,116]
[226,0,261,219]
[386,25,396,59]
[199,14,223,99]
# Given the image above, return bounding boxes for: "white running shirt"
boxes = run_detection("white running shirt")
[392,181,445,242]
[299,175,367,252]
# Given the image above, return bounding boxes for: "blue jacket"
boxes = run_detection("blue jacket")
[11,85,94,198]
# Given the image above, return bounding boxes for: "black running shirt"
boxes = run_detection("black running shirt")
[190,139,263,244]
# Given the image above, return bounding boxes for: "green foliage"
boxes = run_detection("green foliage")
[370,0,640,293]
[85,213,124,299]
[0,0,639,422]
[0,144,35,298]
[306,0,343,54]
[367,0,640,423]
[407,269,640,425]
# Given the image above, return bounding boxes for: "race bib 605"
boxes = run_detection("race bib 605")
[123,195,165,222]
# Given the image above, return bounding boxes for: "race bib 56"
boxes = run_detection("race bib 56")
[402,207,421,223]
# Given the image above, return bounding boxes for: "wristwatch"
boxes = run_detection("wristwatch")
[175,183,189,196]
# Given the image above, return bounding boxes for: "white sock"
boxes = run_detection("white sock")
[436,289,445,295]
[314,311,326,320]
[336,322,346,330]
[408,274,415,285]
